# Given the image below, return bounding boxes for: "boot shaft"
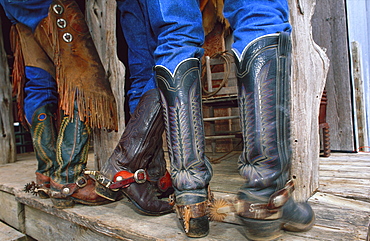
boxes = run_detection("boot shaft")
[30,103,58,176]
[101,88,166,180]
[155,58,212,194]
[53,105,91,185]
[235,32,292,196]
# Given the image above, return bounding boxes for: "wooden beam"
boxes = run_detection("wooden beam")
[288,0,330,200]
[0,17,16,164]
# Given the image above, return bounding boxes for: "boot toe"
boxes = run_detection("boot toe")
[282,201,315,232]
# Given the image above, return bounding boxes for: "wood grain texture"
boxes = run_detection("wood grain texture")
[288,0,330,200]
[311,0,355,151]
[0,17,16,164]
[85,0,126,170]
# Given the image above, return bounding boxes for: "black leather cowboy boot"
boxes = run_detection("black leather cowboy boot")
[233,32,315,240]
[156,58,213,238]
[29,103,58,199]
[49,104,110,208]
[96,88,174,216]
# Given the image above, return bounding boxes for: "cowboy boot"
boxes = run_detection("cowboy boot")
[156,58,213,238]
[96,88,174,216]
[233,32,315,240]
[49,104,111,208]
[146,137,175,199]
[29,103,58,198]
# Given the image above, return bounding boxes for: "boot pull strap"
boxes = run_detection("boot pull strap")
[157,170,173,192]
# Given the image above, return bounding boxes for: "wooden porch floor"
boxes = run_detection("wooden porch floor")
[0,151,369,240]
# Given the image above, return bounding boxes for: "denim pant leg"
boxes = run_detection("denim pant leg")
[145,0,204,73]
[224,0,292,56]
[24,66,58,124]
[117,0,157,113]
[0,0,50,31]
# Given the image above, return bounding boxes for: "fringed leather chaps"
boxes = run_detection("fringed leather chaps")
[10,23,55,126]
[30,0,117,130]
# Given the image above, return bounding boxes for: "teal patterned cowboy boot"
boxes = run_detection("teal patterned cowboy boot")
[234,32,315,240]
[156,58,213,238]
[50,105,110,208]
[30,103,58,198]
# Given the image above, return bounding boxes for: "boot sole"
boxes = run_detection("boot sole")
[239,216,282,241]
[51,198,75,208]
[51,198,112,208]
[283,214,316,232]
[121,190,173,216]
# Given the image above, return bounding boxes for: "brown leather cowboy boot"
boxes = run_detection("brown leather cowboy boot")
[95,88,174,216]
[156,58,213,238]
[233,32,315,240]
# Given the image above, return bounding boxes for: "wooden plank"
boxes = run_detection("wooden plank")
[0,192,21,231]
[312,0,355,151]
[308,192,370,240]
[320,176,370,185]
[0,221,26,241]
[319,185,370,201]
[320,161,370,167]
[24,205,124,241]
[17,193,250,241]
[320,165,370,172]
[319,170,370,179]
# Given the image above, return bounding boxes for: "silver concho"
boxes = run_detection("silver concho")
[56,18,67,29]
[52,4,64,15]
[62,187,70,195]
[62,33,73,43]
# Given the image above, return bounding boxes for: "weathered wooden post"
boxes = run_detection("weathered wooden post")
[289,0,330,200]
[0,17,16,164]
[85,0,126,169]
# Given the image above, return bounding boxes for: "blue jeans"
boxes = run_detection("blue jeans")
[224,0,291,56]
[118,0,204,112]
[24,67,58,123]
[0,0,51,31]
[0,0,58,123]
[119,0,290,111]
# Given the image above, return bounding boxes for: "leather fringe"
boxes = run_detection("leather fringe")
[10,25,26,126]
[35,0,118,131]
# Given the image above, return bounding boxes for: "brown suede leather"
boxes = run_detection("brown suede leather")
[33,0,117,130]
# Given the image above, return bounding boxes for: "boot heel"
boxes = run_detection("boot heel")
[51,198,75,208]
[180,216,209,238]
[239,216,282,241]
